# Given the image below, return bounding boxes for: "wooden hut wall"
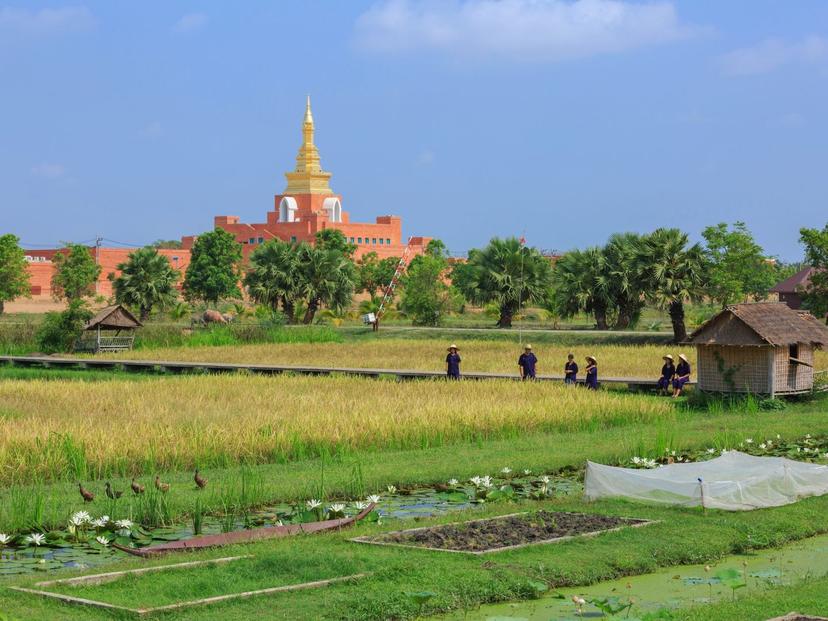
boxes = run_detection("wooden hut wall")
[773,344,814,394]
[697,345,772,394]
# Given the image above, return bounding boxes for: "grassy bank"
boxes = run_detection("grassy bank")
[2,495,828,620]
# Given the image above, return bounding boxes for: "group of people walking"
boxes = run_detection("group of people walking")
[445,344,690,396]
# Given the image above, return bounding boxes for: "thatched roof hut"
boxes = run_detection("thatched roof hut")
[686,303,828,396]
[75,305,142,353]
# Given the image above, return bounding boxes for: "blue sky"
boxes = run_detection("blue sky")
[1,1,826,260]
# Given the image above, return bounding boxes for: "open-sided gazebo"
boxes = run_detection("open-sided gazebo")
[686,302,828,396]
[75,305,143,353]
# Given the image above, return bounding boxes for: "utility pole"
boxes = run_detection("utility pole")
[95,236,103,295]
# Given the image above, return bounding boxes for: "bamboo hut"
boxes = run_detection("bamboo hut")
[686,303,828,396]
[75,305,142,353]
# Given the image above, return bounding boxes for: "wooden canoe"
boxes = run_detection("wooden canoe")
[113,504,375,558]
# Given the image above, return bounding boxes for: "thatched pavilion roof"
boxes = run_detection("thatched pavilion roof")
[83,305,143,331]
[687,302,828,347]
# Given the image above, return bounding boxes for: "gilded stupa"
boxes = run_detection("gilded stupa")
[283,96,333,195]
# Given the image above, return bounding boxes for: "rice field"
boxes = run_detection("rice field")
[0,374,673,486]
[100,339,828,377]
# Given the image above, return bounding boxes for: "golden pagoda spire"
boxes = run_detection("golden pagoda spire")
[284,95,332,194]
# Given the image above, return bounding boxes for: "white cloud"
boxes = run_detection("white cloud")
[173,12,208,34]
[354,0,695,62]
[0,6,94,36]
[141,121,163,138]
[31,163,66,179]
[720,36,828,76]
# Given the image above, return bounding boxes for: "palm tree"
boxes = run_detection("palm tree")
[604,233,646,330]
[244,240,302,322]
[296,243,357,325]
[549,247,613,329]
[454,237,553,328]
[635,228,709,343]
[111,247,180,320]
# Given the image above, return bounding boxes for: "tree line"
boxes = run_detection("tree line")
[1,221,826,346]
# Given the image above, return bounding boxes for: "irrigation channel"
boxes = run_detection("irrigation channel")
[438,533,828,620]
[0,476,582,576]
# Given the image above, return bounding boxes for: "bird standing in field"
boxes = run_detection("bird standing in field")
[131,478,145,495]
[155,475,170,493]
[194,469,208,490]
[78,482,94,503]
[105,482,123,500]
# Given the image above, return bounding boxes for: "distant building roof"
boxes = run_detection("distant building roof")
[84,305,143,331]
[769,266,814,294]
[687,302,828,347]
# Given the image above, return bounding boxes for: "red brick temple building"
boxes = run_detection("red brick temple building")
[183,97,428,260]
[22,98,428,299]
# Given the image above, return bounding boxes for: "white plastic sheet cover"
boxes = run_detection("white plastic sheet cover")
[584,451,828,511]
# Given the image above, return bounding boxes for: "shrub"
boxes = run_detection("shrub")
[35,301,93,354]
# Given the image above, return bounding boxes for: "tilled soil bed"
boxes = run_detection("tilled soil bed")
[356,511,651,554]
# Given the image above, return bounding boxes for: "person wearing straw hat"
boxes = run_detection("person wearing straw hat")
[657,354,676,395]
[564,353,578,386]
[445,344,462,380]
[672,353,691,397]
[584,355,598,390]
[518,344,538,380]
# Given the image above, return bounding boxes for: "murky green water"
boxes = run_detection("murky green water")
[0,476,581,575]
[437,533,828,620]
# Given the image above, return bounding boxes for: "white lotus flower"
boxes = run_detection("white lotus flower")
[354,501,369,510]
[387,485,397,494]
[0,533,10,545]
[501,467,512,475]
[328,503,346,513]
[114,519,133,529]
[95,536,110,547]
[306,499,322,510]
[366,494,381,504]
[447,478,459,486]
[70,511,91,526]
[24,533,45,547]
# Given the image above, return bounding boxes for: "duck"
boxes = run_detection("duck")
[194,469,208,490]
[131,478,145,495]
[78,482,94,503]
[105,482,123,500]
[155,475,170,493]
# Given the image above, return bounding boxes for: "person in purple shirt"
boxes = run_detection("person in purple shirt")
[672,353,691,397]
[445,344,461,380]
[584,355,598,390]
[518,344,537,380]
[564,353,578,385]
[657,354,676,395]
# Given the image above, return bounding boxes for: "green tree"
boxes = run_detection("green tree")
[799,223,828,321]
[635,228,708,343]
[296,243,357,324]
[454,237,553,328]
[603,233,646,329]
[702,221,776,307]
[314,229,357,257]
[401,251,452,326]
[51,243,101,302]
[0,234,31,315]
[110,247,180,320]
[182,229,242,305]
[244,239,302,322]
[549,247,613,329]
